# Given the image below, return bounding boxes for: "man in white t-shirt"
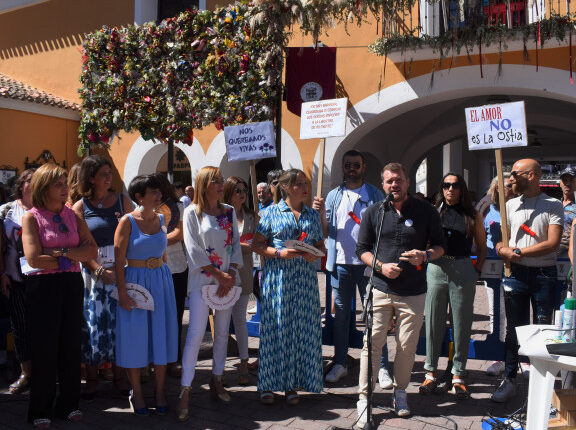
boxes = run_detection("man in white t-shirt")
[492,158,563,402]
[314,150,383,383]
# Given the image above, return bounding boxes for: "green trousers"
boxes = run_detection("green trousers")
[424,257,477,376]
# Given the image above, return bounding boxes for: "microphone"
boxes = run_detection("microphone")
[380,193,393,211]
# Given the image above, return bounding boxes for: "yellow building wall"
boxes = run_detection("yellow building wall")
[0,108,81,172]
[0,0,134,103]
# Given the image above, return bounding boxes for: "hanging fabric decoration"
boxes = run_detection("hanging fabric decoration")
[479,35,484,78]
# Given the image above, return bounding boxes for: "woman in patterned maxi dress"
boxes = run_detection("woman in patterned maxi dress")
[253,169,326,405]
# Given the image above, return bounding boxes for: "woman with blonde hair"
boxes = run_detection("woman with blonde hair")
[223,176,258,385]
[22,163,98,428]
[177,166,242,421]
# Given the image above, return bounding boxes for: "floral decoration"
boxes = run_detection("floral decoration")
[78,3,287,155]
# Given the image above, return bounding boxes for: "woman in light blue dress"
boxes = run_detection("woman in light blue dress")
[253,169,326,405]
[114,174,177,415]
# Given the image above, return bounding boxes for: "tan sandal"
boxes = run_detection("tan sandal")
[418,373,438,395]
[450,378,470,400]
[9,374,31,394]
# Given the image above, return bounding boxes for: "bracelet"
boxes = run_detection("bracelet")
[275,249,281,259]
[95,265,105,279]
[495,245,503,256]
[425,250,432,262]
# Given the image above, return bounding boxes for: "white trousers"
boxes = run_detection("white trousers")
[181,290,233,386]
[230,294,249,360]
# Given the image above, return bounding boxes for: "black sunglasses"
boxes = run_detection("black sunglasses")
[505,183,513,189]
[344,162,362,170]
[271,180,279,186]
[53,214,69,233]
[510,170,532,178]
[442,182,461,190]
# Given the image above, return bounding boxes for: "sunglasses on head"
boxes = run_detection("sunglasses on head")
[344,162,362,170]
[53,214,69,233]
[235,188,248,194]
[442,182,461,190]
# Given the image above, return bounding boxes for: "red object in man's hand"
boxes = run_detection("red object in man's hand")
[348,211,361,225]
[520,223,536,237]
[298,232,308,241]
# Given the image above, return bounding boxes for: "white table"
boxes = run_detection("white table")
[516,325,576,430]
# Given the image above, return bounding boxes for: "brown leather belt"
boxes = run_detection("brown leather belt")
[127,257,163,269]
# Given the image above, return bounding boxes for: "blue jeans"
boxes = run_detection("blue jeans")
[332,264,389,368]
[502,264,555,379]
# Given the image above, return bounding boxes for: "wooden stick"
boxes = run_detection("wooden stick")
[316,138,326,198]
[250,161,258,212]
[495,149,511,277]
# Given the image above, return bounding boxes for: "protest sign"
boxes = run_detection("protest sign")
[465,101,527,151]
[225,121,276,162]
[300,98,347,140]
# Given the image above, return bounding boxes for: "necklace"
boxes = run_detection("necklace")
[93,193,106,209]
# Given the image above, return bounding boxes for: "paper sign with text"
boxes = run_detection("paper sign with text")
[465,101,528,151]
[300,98,347,139]
[225,121,276,162]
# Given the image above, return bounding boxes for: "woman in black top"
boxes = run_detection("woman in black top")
[420,173,486,399]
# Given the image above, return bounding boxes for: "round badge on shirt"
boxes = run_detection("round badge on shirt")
[405,219,413,227]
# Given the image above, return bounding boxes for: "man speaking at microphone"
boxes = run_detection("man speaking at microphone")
[355,162,444,425]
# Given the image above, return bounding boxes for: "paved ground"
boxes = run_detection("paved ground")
[0,277,534,429]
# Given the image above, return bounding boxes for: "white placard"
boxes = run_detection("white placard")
[300,98,348,140]
[465,101,528,151]
[225,121,276,162]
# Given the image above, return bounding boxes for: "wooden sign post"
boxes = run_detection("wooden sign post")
[465,101,528,277]
[300,98,348,198]
[250,161,258,211]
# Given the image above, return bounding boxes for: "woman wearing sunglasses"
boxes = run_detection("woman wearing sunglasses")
[22,163,98,429]
[419,173,486,399]
[223,176,259,385]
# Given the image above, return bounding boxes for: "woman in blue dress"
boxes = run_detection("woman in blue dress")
[253,169,326,405]
[114,174,177,415]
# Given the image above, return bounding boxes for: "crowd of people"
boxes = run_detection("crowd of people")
[0,153,574,429]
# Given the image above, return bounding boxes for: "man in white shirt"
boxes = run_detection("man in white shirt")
[492,158,563,402]
[314,150,383,384]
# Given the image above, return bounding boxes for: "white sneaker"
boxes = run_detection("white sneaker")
[486,361,505,376]
[325,364,348,383]
[393,389,411,417]
[247,305,257,314]
[520,362,530,379]
[378,368,393,389]
[356,399,368,429]
[491,378,516,403]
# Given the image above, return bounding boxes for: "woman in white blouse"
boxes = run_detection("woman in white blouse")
[177,166,242,422]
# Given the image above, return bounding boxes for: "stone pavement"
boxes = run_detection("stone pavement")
[0,279,532,429]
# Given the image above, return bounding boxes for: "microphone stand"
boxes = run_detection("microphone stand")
[361,195,391,430]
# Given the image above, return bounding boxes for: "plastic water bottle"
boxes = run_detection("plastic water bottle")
[562,298,576,343]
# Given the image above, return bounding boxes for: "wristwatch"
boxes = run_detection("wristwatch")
[61,247,69,258]
[513,248,522,256]
[375,261,382,273]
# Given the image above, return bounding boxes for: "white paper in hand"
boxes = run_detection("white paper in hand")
[111,283,155,311]
[283,240,325,257]
[201,285,242,310]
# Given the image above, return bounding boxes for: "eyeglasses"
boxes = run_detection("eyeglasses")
[235,188,248,194]
[210,178,224,185]
[53,214,69,233]
[344,162,362,170]
[510,170,532,178]
[442,182,461,190]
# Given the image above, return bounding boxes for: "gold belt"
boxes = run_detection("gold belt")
[127,257,163,269]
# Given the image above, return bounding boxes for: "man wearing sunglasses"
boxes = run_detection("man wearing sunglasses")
[313,150,383,384]
[491,158,563,402]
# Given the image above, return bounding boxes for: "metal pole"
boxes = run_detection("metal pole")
[167,140,174,183]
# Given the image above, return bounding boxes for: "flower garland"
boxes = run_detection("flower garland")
[369,15,575,58]
[78,3,287,154]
